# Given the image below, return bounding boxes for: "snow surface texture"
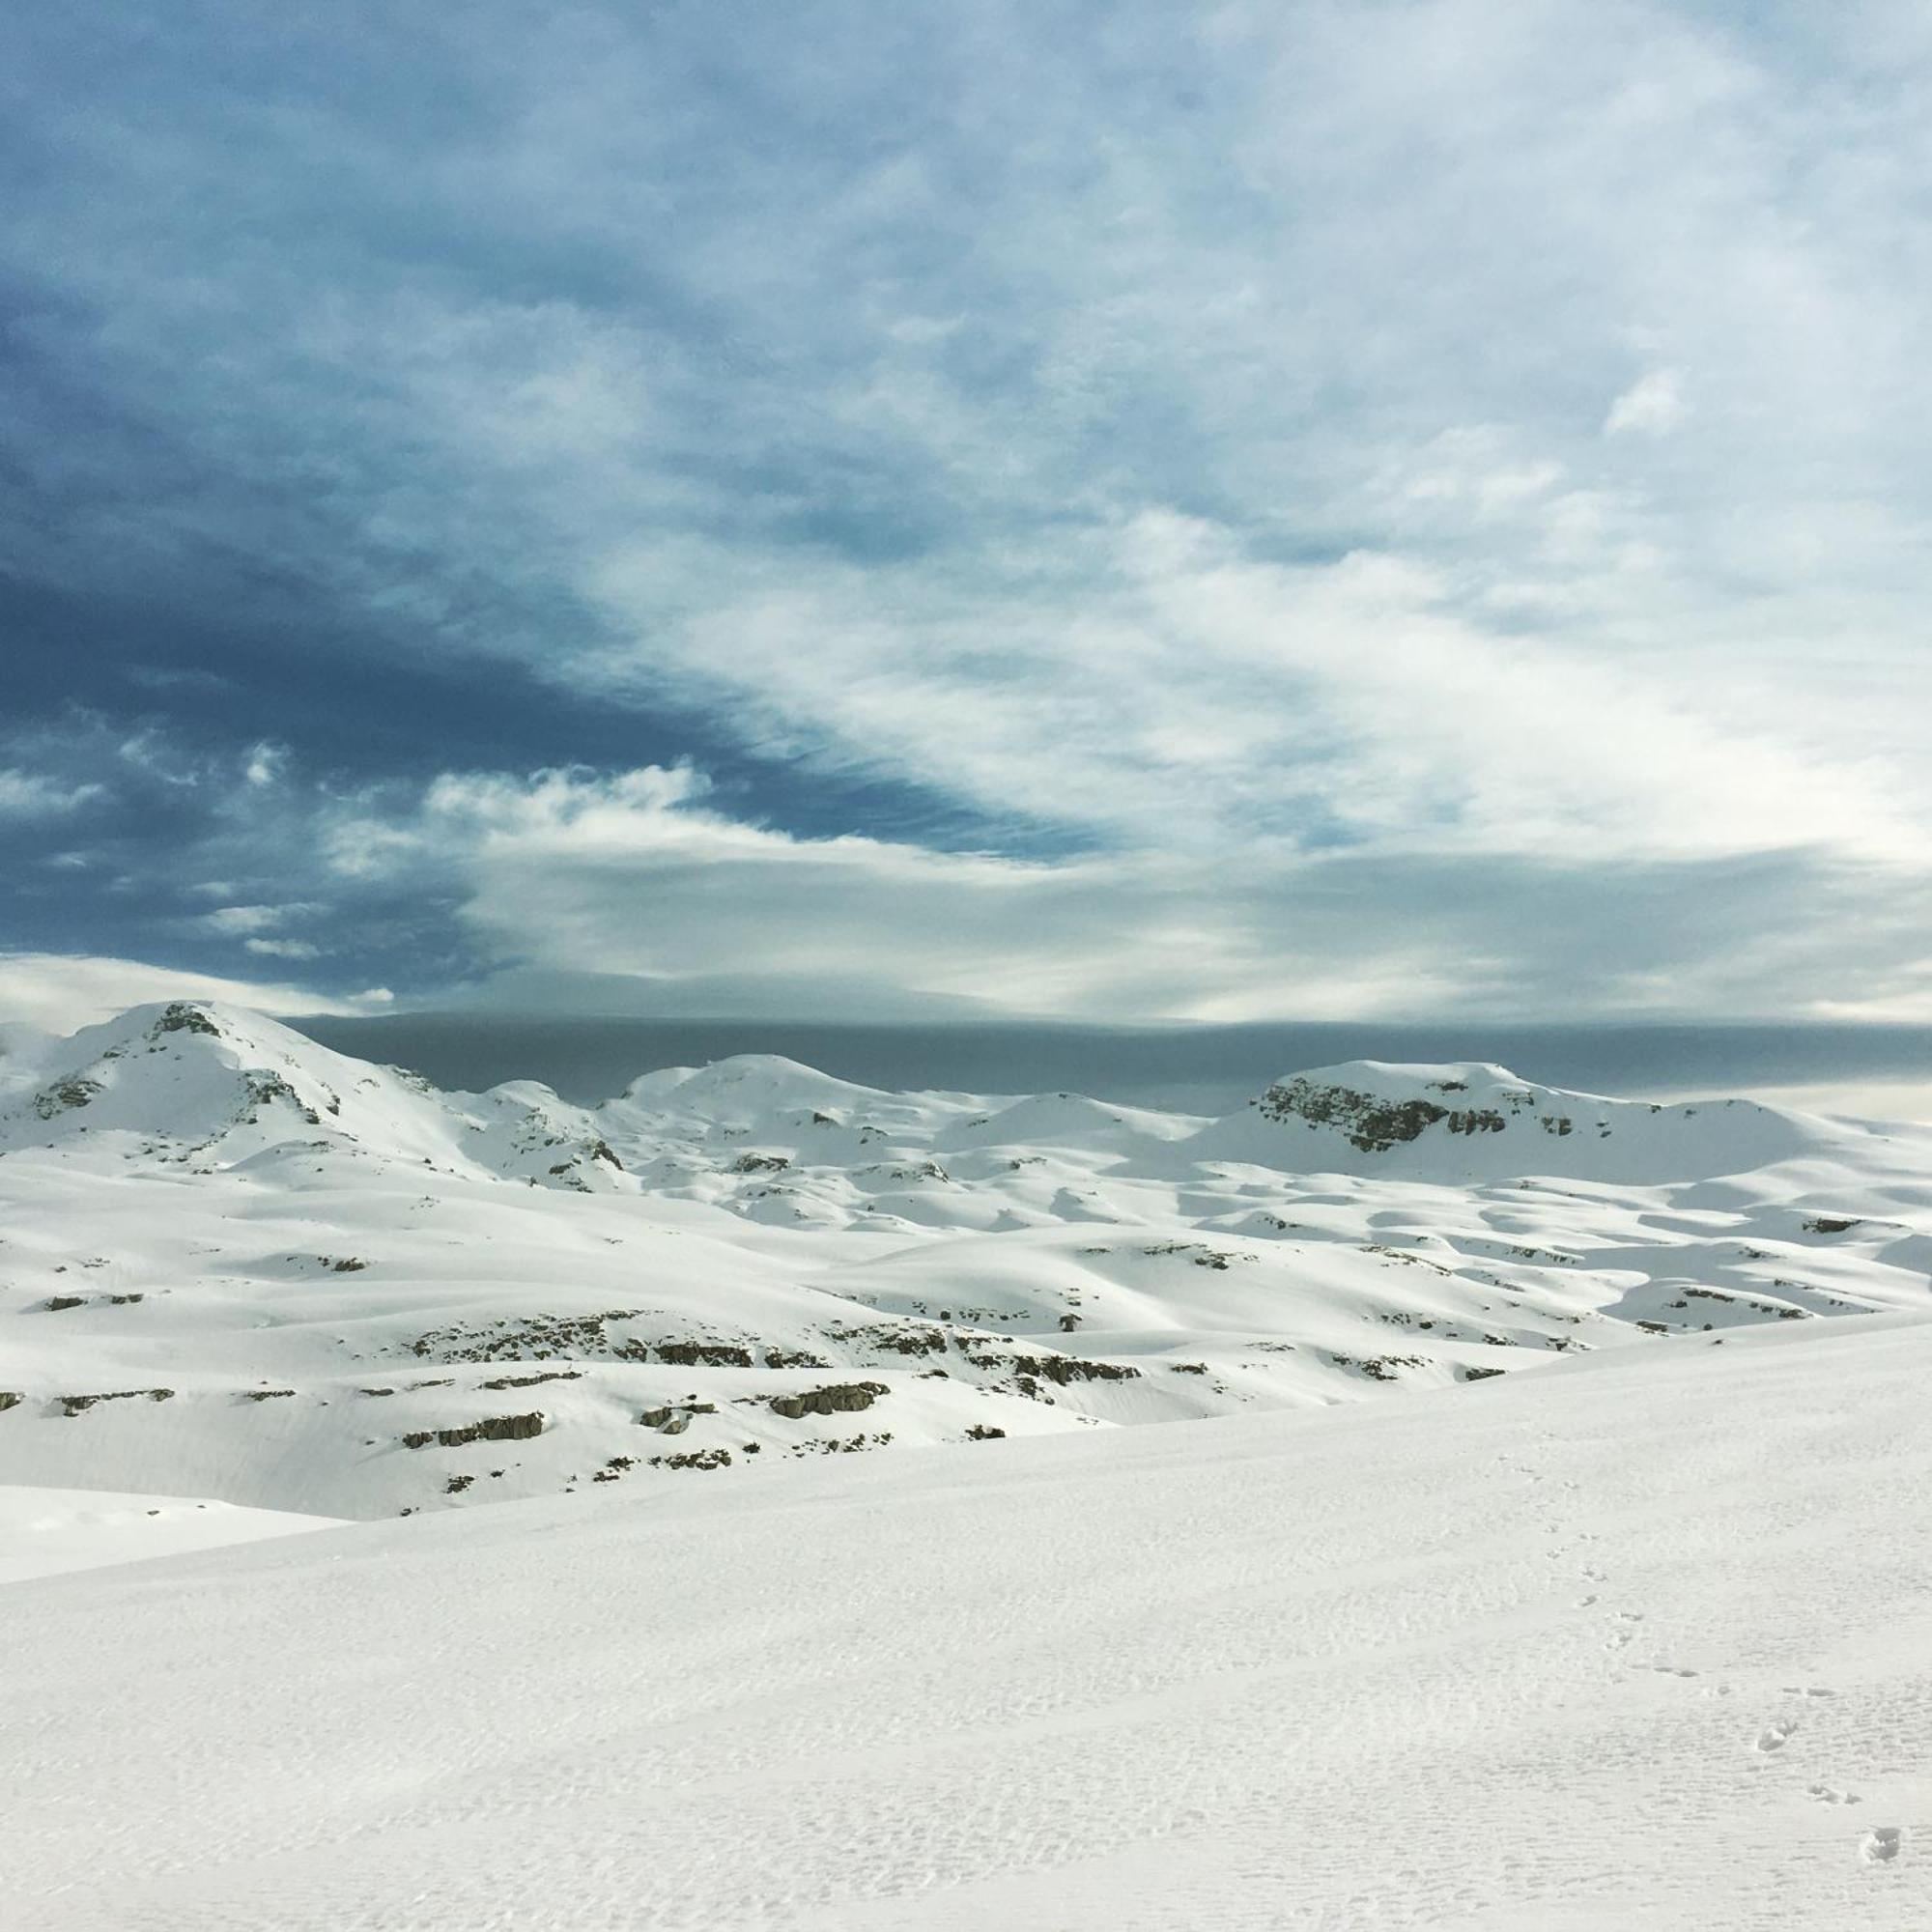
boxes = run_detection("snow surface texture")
[0,1485,339,1585]
[3,1001,1930,1520]
[4,1317,1928,1928]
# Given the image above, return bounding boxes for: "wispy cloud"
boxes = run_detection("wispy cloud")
[0,771,102,817]
[314,764,1932,1025]
[0,952,385,1036]
[4,2,1930,1021]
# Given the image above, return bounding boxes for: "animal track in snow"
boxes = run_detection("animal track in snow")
[1754,1719,1798,1753]
[1779,1686,1837,1698]
[1806,1784,1860,1806]
[1861,1826,1902,1864]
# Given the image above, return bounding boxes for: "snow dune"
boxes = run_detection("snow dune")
[4,1315,1927,1928]
[0,1485,339,1584]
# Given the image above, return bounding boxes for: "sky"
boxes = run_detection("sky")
[4,1,1931,1037]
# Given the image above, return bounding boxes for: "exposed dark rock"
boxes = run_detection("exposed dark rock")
[243,1071,320,1124]
[152,1003,220,1037]
[1257,1077,1450,1151]
[59,1388,174,1415]
[410,1309,646,1363]
[963,1350,1140,1386]
[1461,1365,1506,1381]
[34,1077,102,1120]
[0,1392,21,1412]
[833,1323,947,1357]
[480,1369,583,1390]
[402,1411,546,1449]
[242,1388,297,1402]
[762,1348,831,1370]
[964,1424,1006,1440]
[654,1340,754,1369]
[1804,1216,1860,1235]
[44,1295,86,1312]
[768,1381,890,1419]
[639,1402,717,1430]
[1325,1352,1424,1382]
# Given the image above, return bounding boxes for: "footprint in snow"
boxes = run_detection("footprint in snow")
[1807,1784,1860,1806]
[1861,1827,1903,1865]
[1755,1719,1799,1753]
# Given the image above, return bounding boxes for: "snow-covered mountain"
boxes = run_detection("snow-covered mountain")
[1,1000,1928,1520]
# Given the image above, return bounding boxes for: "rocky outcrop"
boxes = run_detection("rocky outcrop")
[639,1403,716,1432]
[654,1339,755,1368]
[963,1350,1141,1387]
[402,1411,545,1449]
[152,1003,221,1037]
[59,1388,174,1415]
[768,1381,890,1419]
[1257,1078,1450,1152]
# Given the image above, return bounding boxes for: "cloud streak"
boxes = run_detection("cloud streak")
[316,765,1932,1026]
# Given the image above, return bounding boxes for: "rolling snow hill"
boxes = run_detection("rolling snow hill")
[4,1315,1927,1928]
[1,1000,1928,1520]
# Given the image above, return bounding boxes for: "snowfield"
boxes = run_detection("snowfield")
[3,1001,1929,1925]
[0,1484,339,1585]
[2,1001,1929,1521]
[4,1316,1928,1928]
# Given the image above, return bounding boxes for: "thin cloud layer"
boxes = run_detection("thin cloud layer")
[318,766,1932,1025]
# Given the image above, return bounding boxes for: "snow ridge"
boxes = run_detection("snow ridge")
[1,1001,1927,1521]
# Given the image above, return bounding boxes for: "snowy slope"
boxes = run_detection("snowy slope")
[0,1486,339,1584]
[1,1003,1928,1520]
[3,1314,1926,1929]
[1190,1059,1825,1180]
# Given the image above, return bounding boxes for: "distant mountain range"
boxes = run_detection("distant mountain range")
[3,1000,1927,1520]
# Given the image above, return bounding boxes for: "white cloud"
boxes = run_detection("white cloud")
[0,953,384,1036]
[202,905,282,936]
[200,903,322,939]
[0,771,103,817]
[243,936,321,959]
[243,742,286,786]
[327,765,1932,1026]
[1605,369,1687,438]
[588,510,1927,869]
